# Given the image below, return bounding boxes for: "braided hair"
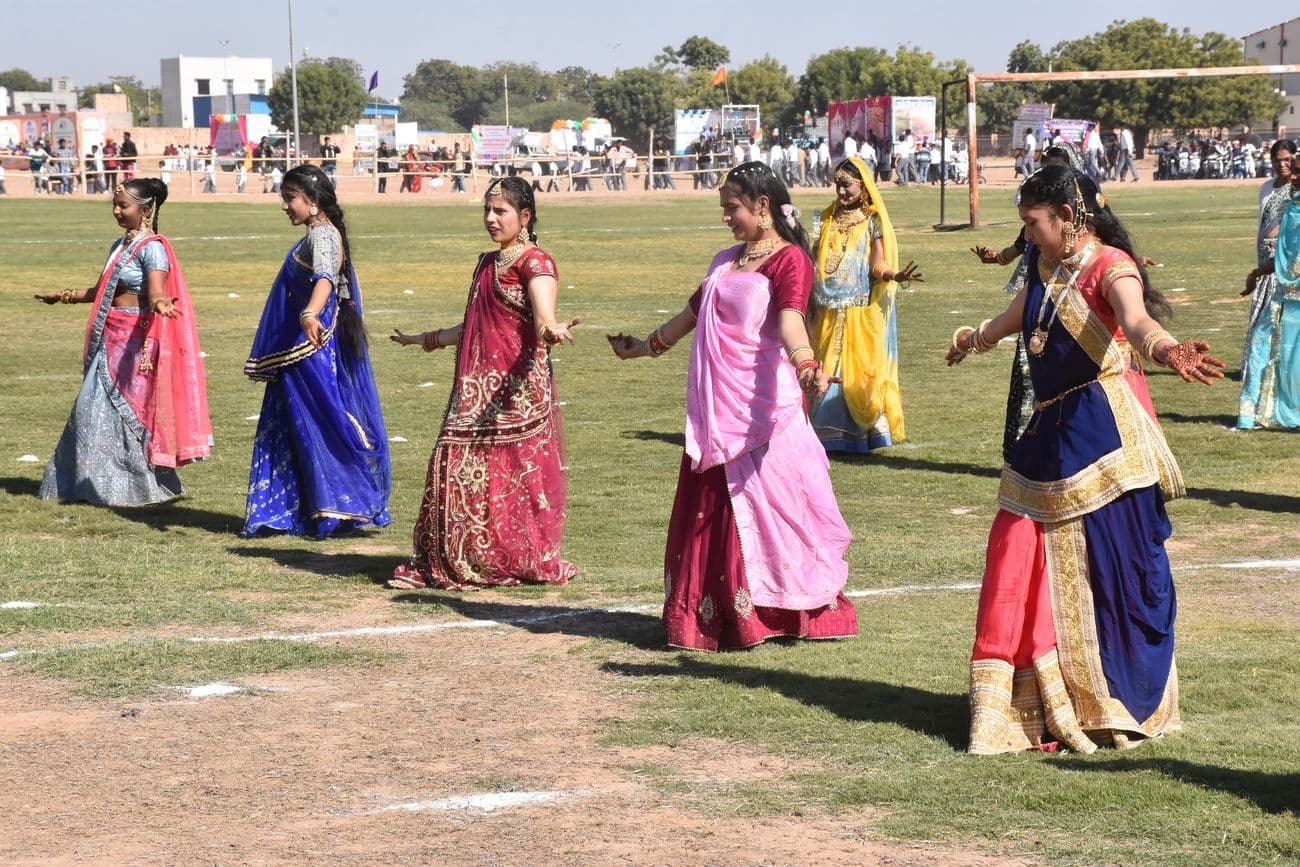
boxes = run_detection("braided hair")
[1019,164,1170,323]
[281,164,368,354]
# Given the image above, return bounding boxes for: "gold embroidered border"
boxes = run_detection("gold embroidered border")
[1098,261,1139,299]
[1044,517,1182,739]
[970,659,1045,754]
[244,323,337,380]
[344,412,374,451]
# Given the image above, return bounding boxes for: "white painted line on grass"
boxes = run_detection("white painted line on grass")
[372,789,585,814]
[1176,558,1300,572]
[2,601,41,609]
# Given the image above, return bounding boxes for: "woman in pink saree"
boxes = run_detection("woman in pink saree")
[389,176,580,590]
[609,162,858,651]
[36,178,212,506]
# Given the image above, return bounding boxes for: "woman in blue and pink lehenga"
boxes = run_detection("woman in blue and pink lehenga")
[242,165,391,537]
[946,165,1223,754]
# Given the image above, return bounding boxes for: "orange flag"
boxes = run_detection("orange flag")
[710,65,727,87]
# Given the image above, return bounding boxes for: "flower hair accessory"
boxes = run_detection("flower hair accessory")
[780,203,798,229]
[1094,192,1108,210]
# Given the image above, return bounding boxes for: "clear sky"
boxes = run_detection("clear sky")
[2,1,1286,102]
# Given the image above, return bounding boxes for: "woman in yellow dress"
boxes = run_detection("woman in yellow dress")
[808,156,922,452]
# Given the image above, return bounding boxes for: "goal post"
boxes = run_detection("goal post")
[938,64,1300,230]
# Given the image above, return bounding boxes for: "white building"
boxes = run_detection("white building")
[160,56,274,128]
[8,75,78,114]
[1243,18,1300,133]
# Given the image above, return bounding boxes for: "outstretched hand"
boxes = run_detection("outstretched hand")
[970,246,1001,265]
[895,260,924,284]
[606,332,648,360]
[390,328,422,347]
[1157,339,1225,385]
[35,291,64,305]
[540,317,583,346]
[152,297,181,319]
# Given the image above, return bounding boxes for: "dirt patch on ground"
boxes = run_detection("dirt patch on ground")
[0,620,1027,865]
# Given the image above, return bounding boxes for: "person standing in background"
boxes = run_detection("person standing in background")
[119,132,138,181]
[320,135,340,187]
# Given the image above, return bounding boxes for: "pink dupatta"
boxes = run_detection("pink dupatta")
[686,247,851,610]
[86,234,212,468]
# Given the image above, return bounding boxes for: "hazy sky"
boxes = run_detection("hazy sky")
[3,1,1285,101]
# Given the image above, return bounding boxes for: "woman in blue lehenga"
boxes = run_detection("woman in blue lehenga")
[947,167,1223,754]
[243,165,391,537]
[1238,142,1300,429]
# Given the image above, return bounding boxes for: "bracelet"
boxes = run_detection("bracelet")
[1140,328,1176,363]
[299,309,319,322]
[952,325,976,356]
[796,358,820,372]
[422,329,444,351]
[972,319,998,353]
[648,328,673,357]
[787,343,813,361]
[60,289,75,304]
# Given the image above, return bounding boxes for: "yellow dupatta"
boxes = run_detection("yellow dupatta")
[810,155,905,440]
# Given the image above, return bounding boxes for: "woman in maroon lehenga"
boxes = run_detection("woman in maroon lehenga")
[609,162,859,651]
[388,176,580,590]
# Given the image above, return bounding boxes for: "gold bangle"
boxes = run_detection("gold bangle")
[787,343,813,360]
[973,319,998,353]
[60,289,74,304]
[1140,328,1175,363]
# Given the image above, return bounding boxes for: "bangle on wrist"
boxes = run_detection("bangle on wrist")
[973,319,998,353]
[299,309,319,322]
[796,358,820,371]
[422,329,443,351]
[787,343,813,361]
[1140,328,1176,364]
[952,325,976,355]
[648,327,674,357]
[60,289,75,304]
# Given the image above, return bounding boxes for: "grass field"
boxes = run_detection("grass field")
[1,183,1298,864]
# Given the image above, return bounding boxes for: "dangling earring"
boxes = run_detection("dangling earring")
[309,206,319,216]
[1062,223,1077,256]
[757,212,773,230]
[517,228,529,244]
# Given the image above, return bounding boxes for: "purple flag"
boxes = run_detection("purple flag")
[368,71,379,93]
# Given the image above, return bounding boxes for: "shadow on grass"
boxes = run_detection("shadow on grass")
[839,453,1002,479]
[390,593,666,650]
[0,476,40,497]
[1158,411,1238,427]
[1185,486,1300,513]
[1056,757,1299,815]
[603,657,969,750]
[621,429,686,448]
[0,475,243,534]
[228,545,395,586]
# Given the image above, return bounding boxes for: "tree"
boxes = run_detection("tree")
[729,56,798,127]
[1043,19,1288,147]
[0,67,48,93]
[553,66,604,104]
[795,47,889,114]
[676,36,730,71]
[402,58,481,128]
[976,40,1050,132]
[268,60,366,136]
[594,66,684,144]
[78,75,161,125]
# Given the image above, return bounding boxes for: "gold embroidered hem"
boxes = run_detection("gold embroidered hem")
[1044,517,1182,739]
[244,323,337,381]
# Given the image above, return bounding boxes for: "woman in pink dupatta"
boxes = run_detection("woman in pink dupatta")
[609,162,858,651]
[36,178,212,506]
[389,177,580,590]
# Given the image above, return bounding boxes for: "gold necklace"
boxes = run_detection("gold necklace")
[496,241,528,270]
[737,238,779,267]
[822,205,868,275]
